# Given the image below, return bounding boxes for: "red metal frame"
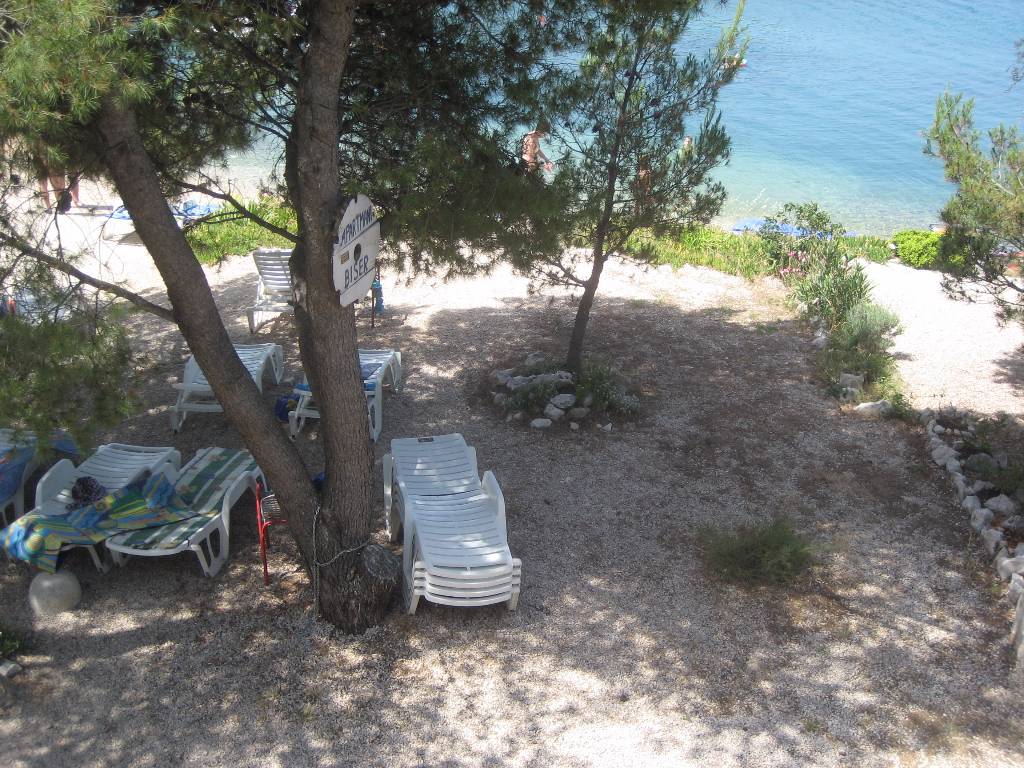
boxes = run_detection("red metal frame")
[254,481,288,585]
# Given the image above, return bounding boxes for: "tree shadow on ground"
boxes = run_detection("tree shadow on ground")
[992,344,1024,403]
[2,284,1021,767]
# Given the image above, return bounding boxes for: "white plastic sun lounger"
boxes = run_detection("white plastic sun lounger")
[106,447,264,577]
[289,348,403,441]
[246,248,294,334]
[383,433,521,614]
[0,430,37,527]
[170,343,284,432]
[32,443,181,571]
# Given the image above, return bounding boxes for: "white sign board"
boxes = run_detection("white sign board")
[332,194,380,306]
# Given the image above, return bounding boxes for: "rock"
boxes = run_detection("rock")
[985,494,1019,516]
[971,507,994,532]
[543,404,565,421]
[1010,573,1024,603]
[945,459,961,475]
[981,527,1004,556]
[932,424,945,435]
[972,480,996,494]
[506,375,535,391]
[530,418,552,429]
[918,409,933,426]
[601,423,613,432]
[1002,515,1024,536]
[931,446,955,466]
[1012,593,1024,666]
[854,400,892,418]
[493,392,508,407]
[29,570,81,615]
[839,387,858,403]
[506,411,524,423]
[524,352,546,368]
[994,451,1010,470]
[582,393,594,408]
[567,407,591,421]
[963,453,998,475]
[550,393,576,410]
[963,495,982,512]
[811,333,828,349]
[569,422,580,432]
[997,555,1024,580]
[0,659,21,679]
[838,372,864,390]
[952,473,969,500]
[493,368,515,385]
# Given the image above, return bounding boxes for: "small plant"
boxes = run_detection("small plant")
[893,230,942,269]
[792,256,870,332]
[626,227,774,280]
[844,235,893,264]
[819,301,901,385]
[506,381,557,414]
[0,627,20,657]
[577,361,639,415]
[700,517,815,585]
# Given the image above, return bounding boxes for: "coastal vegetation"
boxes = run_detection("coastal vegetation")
[926,48,1024,324]
[186,200,296,266]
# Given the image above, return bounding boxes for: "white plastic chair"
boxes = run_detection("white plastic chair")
[246,248,294,334]
[383,433,521,614]
[170,343,284,432]
[289,348,402,441]
[31,443,181,571]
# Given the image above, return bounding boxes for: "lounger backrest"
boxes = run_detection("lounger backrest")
[82,444,181,488]
[391,434,480,497]
[253,249,293,298]
[183,344,274,389]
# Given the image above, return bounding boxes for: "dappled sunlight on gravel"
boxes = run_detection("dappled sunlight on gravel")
[1,254,1021,767]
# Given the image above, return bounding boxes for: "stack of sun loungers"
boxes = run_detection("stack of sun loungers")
[383,433,521,614]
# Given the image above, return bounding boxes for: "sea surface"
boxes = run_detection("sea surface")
[690,0,1022,234]
[224,1,1022,236]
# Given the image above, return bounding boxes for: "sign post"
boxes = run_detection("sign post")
[332,194,380,306]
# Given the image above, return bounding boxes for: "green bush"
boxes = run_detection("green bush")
[0,627,20,657]
[893,230,942,269]
[626,228,774,279]
[699,518,815,585]
[577,361,639,415]
[186,198,297,265]
[506,381,557,414]
[844,235,893,264]
[792,256,870,332]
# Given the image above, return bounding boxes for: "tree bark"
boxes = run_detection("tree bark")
[286,0,399,629]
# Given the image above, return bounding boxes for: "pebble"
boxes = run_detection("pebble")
[530,418,552,430]
[971,507,993,532]
[569,422,580,432]
[854,400,893,418]
[997,555,1024,580]
[0,660,21,679]
[567,407,591,420]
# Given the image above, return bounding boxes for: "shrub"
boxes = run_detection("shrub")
[791,255,870,332]
[186,198,297,265]
[699,518,815,585]
[577,361,639,415]
[844,235,893,264]
[0,627,20,657]
[893,230,942,269]
[506,381,557,414]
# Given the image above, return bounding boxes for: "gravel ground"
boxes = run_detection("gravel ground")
[1,251,1022,768]
[862,260,1024,418]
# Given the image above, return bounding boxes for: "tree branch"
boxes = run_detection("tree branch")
[170,176,299,243]
[0,228,176,322]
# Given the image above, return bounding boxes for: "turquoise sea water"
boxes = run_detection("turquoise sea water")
[692,0,1022,234]
[225,2,1021,236]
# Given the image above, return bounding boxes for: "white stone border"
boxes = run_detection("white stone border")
[918,407,1024,667]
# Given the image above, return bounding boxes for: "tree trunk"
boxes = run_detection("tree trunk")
[286,0,400,628]
[566,246,607,376]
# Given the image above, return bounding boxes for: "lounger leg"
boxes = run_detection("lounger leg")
[108,547,128,568]
[192,520,228,577]
[508,588,520,611]
[247,309,256,336]
[260,524,270,586]
[406,583,420,615]
[85,544,111,573]
[13,493,24,519]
